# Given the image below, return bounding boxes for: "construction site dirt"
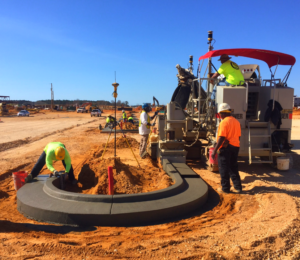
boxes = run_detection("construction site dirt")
[1,110,300,259]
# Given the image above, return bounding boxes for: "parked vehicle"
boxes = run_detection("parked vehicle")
[77,107,86,113]
[17,110,30,117]
[91,109,102,117]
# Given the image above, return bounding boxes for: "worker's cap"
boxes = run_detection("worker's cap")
[218,54,232,61]
[55,146,65,160]
[218,103,232,113]
[122,110,125,112]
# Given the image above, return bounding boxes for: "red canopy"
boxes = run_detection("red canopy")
[198,48,296,68]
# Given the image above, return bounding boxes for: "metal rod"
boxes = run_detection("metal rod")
[114,98,116,157]
[101,126,114,161]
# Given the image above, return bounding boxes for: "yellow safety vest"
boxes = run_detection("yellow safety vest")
[139,111,150,129]
[122,112,127,119]
[106,117,114,123]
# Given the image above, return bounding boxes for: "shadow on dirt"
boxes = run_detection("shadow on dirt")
[0,220,96,234]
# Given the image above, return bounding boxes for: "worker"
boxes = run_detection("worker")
[25,142,77,185]
[128,116,134,124]
[139,103,158,158]
[210,54,244,86]
[122,110,127,122]
[211,103,242,194]
[105,115,116,128]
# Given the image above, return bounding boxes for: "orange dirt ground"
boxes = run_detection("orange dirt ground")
[1,111,300,259]
[65,140,172,195]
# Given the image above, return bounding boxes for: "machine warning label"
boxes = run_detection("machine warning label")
[281,113,292,119]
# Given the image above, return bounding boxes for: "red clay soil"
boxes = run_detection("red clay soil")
[117,122,138,130]
[1,116,300,259]
[102,136,140,149]
[67,155,173,195]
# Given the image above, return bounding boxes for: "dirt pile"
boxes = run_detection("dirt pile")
[118,122,138,130]
[72,153,173,195]
[102,136,139,149]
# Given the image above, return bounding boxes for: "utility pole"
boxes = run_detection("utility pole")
[51,83,54,110]
[207,31,213,95]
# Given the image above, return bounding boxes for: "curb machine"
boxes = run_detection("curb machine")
[150,31,296,169]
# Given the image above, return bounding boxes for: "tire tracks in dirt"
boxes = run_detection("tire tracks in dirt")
[0,119,99,153]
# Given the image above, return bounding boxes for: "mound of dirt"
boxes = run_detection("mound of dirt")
[117,122,138,130]
[102,136,139,149]
[71,153,173,195]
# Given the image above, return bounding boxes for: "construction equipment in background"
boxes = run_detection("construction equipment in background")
[0,103,8,115]
[77,102,92,113]
[149,31,295,168]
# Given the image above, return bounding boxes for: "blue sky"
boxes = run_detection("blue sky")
[0,0,298,105]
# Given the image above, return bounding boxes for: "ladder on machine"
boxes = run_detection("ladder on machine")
[248,121,273,164]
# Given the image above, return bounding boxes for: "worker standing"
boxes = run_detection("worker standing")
[211,103,242,193]
[128,116,134,124]
[105,115,116,128]
[25,142,77,185]
[211,54,244,86]
[122,110,127,122]
[139,103,157,158]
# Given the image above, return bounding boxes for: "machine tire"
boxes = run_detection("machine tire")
[171,84,191,109]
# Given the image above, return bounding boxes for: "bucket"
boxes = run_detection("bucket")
[12,171,28,190]
[277,157,290,171]
[209,147,218,165]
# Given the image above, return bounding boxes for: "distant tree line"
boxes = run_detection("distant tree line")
[9,99,132,107]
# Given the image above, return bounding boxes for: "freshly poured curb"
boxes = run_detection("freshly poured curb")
[17,160,208,226]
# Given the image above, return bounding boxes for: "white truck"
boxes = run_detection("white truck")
[91,109,102,117]
[77,107,86,113]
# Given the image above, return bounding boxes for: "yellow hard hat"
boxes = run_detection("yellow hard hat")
[55,146,65,160]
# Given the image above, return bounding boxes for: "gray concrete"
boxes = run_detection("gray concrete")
[17,161,208,226]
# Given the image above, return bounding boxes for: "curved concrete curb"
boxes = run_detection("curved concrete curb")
[17,160,208,226]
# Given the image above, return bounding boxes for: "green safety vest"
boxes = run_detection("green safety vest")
[122,112,127,119]
[43,142,71,173]
[218,60,244,85]
[139,111,150,129]
[128,117,133,120]
[106,117,114,123]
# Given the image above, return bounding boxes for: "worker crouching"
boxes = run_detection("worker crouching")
[105,115,116,128]
[211,103,242,193]
[128,116,134,124]
[25,142,77,185]
[139,103,158,158]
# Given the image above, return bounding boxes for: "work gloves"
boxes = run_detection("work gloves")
[24,174,33,183]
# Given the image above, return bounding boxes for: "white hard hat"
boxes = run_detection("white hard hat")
[122,110,125,112]
[218,103,231,113]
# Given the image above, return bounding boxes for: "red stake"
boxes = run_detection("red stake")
[108,166,114,195]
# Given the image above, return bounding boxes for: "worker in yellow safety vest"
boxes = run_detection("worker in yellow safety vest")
[25,142,77,185]
[122,110,127,122]
[128,116,134,124]
[210,54,244,86]
[139,103,158,158]
[105,115,116,128]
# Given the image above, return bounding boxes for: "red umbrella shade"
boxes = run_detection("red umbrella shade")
[198,48,296,68]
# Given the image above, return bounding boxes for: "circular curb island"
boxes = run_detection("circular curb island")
[17,160,208,226]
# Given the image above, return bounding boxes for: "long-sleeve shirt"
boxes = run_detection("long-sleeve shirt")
[43,142,71,173]
[139,111,151,135]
